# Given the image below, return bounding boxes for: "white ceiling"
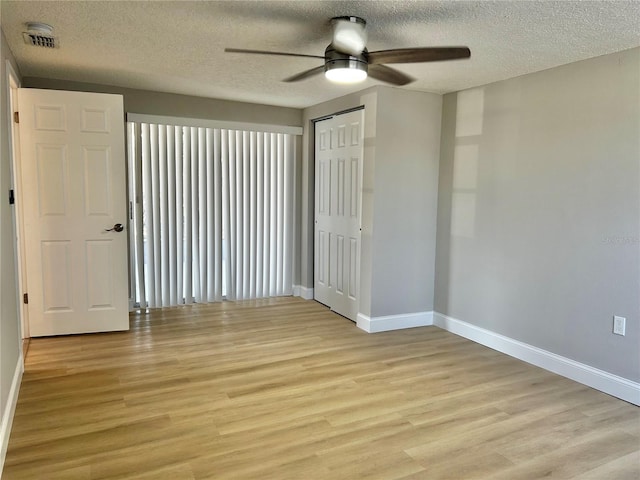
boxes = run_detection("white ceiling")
[2,1,639,109]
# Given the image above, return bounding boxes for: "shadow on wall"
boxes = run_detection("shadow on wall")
[451,88,484,239]
[438,84,527,329]
[437,88,485,316]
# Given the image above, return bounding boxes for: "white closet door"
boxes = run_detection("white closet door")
[18,88,129,336]
[314,109,364,321]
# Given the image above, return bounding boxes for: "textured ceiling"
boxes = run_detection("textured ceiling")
[2,1,639,109]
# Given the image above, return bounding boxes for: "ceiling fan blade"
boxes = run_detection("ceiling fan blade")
[368,47,471,65]
[283,65,325,83]
[225,48,324,60]
[368,64,414,86]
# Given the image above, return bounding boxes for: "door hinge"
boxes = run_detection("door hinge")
[13,111,19,123]
[9,189,15,205]
[23,293,29,304]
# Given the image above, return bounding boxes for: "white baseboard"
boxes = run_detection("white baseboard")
[433,312,640,406]
[293,285,314,300]
[357,311,434,333]
[1,356,24,474]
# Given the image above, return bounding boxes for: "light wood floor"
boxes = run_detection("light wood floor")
[4,297,639,479]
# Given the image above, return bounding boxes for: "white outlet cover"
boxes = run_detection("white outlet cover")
[613,316,626,336]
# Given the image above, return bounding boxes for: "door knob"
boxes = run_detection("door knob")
[105,223,124,232]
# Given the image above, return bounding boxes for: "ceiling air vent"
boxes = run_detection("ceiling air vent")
[22,22,57,48]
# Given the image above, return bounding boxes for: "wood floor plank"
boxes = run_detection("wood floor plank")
[3,297,638,479]
[571,450,640,479]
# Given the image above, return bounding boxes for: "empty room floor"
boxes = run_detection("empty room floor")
[3,297,639,479]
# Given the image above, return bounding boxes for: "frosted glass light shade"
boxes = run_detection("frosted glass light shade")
[325,67,367,84]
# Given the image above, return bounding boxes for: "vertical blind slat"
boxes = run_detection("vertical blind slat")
[283,135,293,294]
[237,129,244,300]
[142,124,155,307]
[221,130,232,300]
[129,122,295,308]
[135,122,147,307]
[249,132,257,299]
[158,126,169,307]
[228,130,237,300]
[183,127,193,304]
[129,122,147,308]
[174,127,184,304]
[191,128,201,303]
[269,135,277,296]
[255,133,264,297]
[205,129,215,301]
[166,126,177,306]
[213,129,223,302]
[198,128,207,303]
[150,124,162,305]
[263,133,272,296]
[242,131,250,299]
[276,134,284,294]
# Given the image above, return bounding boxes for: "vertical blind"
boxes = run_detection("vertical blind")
[127,120,296,308]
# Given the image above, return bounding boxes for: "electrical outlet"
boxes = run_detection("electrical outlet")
[613,316,626,336]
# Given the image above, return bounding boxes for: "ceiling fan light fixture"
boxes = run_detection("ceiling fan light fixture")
[325,62,368,84]
[225,15,471,86]
[324,45,368,84]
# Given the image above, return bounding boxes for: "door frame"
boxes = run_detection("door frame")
[5,60,29,344]
[312,106,365,320]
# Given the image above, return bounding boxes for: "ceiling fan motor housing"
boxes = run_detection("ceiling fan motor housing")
[324,45,368,76]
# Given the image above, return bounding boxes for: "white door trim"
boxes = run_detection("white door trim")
[313,109,364,321]
[5,60,28,342]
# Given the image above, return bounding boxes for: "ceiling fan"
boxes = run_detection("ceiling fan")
[225,16,471,86]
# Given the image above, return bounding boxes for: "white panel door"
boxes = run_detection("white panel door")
[314,109,364,321]
[18,88,129,336]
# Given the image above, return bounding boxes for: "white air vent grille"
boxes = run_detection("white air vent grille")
[23,32,57,48]
[23,22,57,48]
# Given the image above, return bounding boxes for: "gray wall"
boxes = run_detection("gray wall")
[23,77,302,127]
[435,47,640,381]
[302,86,442,319]
[0,28,21,432]
[370,87,441,317]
